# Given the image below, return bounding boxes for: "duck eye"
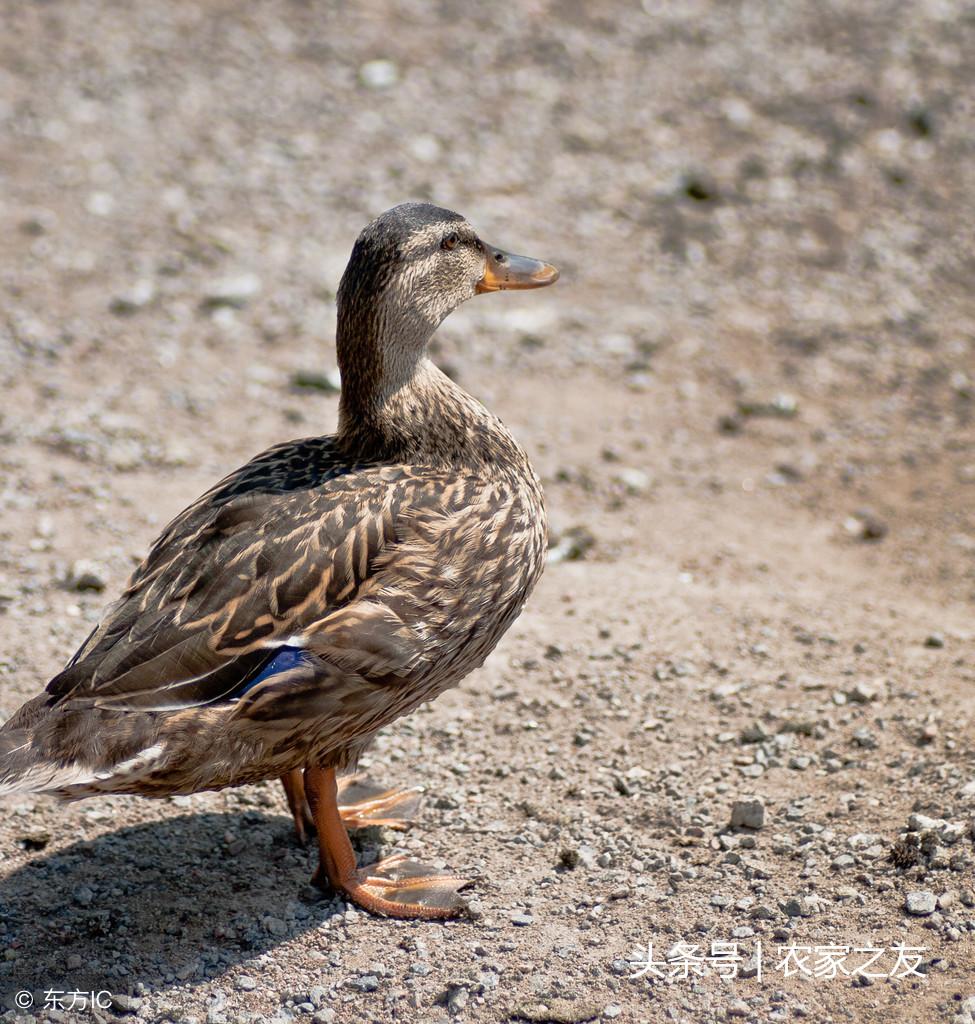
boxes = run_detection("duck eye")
[442,232,460,251]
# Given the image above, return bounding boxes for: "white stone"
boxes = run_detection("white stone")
[904,891,937,916]
[359,59,399,89]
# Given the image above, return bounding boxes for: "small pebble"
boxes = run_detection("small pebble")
[843,510,888,541]
[110,994,142,1014]
[446,985,468,1015]
[64,560,108,592]
[730,797,766,830]
[548,524,597,563]
[740,721,772,743]
[202,273,262,309]
[73,885,95,907]
[613,467,651,495]
[86,191,115,216]
[109,279,156,315]
[846,681,876,703]
[359,59,399,89]
[905,891,937,916]
[291,369,342,393]
[262,915,287,936]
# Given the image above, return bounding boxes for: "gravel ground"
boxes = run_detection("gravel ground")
[1,2,974,1023]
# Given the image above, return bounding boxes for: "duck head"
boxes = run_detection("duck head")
[337,203,558,380]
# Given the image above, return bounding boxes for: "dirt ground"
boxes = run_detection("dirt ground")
[1,2,974,1022]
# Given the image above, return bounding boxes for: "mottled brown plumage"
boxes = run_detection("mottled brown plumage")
[0,202,558,918]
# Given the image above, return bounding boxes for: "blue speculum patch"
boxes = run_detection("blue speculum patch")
[237,645,308,696]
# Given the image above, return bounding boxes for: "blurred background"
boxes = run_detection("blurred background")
[1,0,972,598]
[1,2,973,1022]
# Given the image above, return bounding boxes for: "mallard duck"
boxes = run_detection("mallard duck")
[0,203,558,919]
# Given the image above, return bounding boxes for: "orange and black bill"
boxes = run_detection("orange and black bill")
[477,245,559,292]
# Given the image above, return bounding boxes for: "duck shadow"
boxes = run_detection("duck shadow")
[0,810,358,1007]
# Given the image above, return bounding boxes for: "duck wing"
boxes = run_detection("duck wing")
[45,442,479,713]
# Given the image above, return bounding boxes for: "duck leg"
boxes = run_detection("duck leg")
[281,769,316,845]
[303,764,471,919]
[279,772,422,844]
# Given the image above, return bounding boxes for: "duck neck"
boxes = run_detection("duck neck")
[336,302,498,466]
[336,296,433,428]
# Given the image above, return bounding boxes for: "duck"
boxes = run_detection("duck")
[0,203,558,919]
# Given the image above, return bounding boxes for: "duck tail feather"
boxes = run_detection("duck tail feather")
[0,724,96,797]
[0,725,43,795]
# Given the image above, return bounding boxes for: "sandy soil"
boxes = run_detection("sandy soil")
[0,2,973,1022]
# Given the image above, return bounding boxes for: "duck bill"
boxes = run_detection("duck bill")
[476,245,560,293]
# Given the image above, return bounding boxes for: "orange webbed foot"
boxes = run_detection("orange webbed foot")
[303,765,472,920]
